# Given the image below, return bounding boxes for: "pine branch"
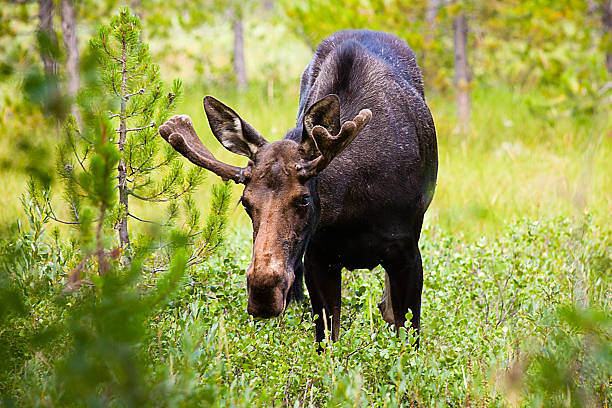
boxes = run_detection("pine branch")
[129,154,172,177]
[128,148,157,177]
[115,122,156,133]
[69,135,89,173]
[111,74,120,98]
[124,88,145,100]
[128,182,194,203]
[100,34,122,63]
[127,212,157,224]
[47,206,81,225]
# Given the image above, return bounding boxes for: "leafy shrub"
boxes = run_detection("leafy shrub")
[137,215,610,406]
[2,210,610,406]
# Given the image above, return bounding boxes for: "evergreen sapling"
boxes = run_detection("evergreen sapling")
[34,8,231,273]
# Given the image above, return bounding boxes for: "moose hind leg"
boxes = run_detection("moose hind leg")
[382,239,424,344]
[378,272,395,325]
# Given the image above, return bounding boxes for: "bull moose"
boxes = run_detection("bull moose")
[158,29,438,345]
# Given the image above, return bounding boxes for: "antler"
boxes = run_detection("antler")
[158,115,250,183]
[298,108,372,178]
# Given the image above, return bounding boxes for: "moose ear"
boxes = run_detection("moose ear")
[203,96,268,159]
[298,100,372,178]
[301,94,341,159]
[303,94,341,136]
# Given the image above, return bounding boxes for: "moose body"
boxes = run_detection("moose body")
[159,30,437,344]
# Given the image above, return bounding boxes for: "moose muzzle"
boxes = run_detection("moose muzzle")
[245,234,295,318]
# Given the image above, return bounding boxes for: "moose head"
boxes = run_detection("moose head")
[159,95,371,318]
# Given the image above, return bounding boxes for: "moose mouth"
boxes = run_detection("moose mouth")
[247,296,287,319]
[246,269,293,319]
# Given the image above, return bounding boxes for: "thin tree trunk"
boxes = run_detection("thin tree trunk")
[118,39,130,250]
[38,0,58,77]
[426,0,442,29]
[232,8,248,89]
[131,0,142,19]
[453,9,470,133]
[601,0,612,76]
[424,0,442,65]
[263,0,274,11]
[60,0,80,123]
[131,0,143,41]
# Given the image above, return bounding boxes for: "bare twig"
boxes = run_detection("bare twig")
[47,204,81,225]
[124,88,145,100]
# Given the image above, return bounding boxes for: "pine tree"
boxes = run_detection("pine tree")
[34,8,231,271]
[88,8,206,251]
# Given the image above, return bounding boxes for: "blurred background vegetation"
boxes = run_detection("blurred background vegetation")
[0,0,610,237]
[0,0,610,406]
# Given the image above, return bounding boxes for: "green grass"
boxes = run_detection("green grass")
[429,85,610,238]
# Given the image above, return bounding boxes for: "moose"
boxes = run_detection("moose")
[159,30,438,345]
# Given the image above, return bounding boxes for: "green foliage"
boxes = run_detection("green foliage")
[0,192,67,399]
[88,8,197,235]
[3,214,609,406]
[282,0,612,116]
[0,180,234,406]
[516,306,611,406]
[30,8,229,269]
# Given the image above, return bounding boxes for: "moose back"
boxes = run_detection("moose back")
[158,30,438,344]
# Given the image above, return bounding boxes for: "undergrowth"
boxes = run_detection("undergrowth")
[2,210,609,406]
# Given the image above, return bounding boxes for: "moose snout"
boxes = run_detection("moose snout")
[246,282,286,318]
[246,262,294,319]
[247,298,285,319]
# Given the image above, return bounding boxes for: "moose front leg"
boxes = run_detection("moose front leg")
[304,251,341,344]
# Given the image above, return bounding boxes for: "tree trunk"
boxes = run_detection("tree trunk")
[131,0,143,41]
[601,0,612,76]
[453,9,470,133]
[424,0,442,65]
[263,0,275,11]
[60,0,80,122]
[131,0,142,19]
[232,9,248,89]
[426,0,442,29]
[38,0,58,78]
[118,40,130,250]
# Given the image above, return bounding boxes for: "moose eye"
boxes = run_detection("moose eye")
[298,194,311,207]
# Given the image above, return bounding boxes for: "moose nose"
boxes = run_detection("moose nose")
[246,277,287,319]
[245,257,288,318]
[247,301,285,319]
